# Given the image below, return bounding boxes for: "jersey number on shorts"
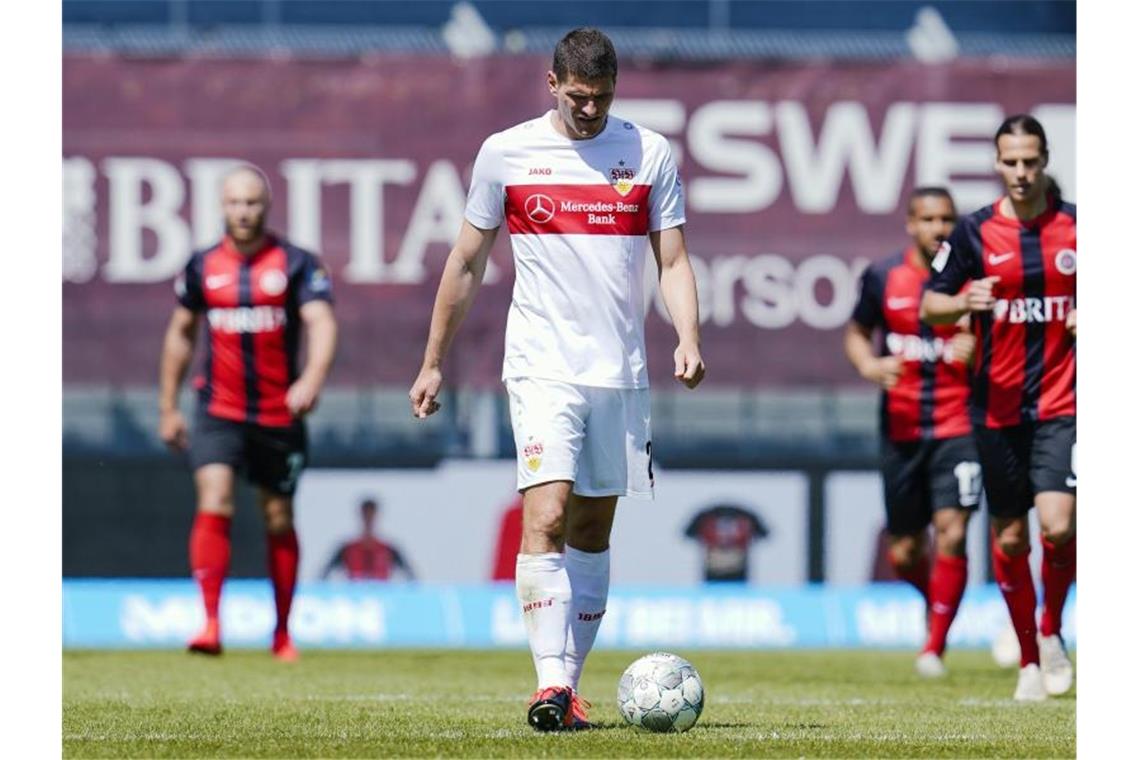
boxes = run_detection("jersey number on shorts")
[953,461,983,507]
[1066,443,1077,488]
[279,452,305,493]
[646,441,654,486]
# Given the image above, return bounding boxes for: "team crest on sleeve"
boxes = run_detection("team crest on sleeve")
[610,164,637,196]
[309,267,331,292]
[523,438,544,472]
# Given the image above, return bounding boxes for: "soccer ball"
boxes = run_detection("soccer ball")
[617,651,704,732]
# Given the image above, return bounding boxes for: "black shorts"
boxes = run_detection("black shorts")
[189,410,308,496]
[974,416,1075,519]
[881,434,982,536]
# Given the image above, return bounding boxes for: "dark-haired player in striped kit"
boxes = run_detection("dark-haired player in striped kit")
[922,115,1075,701]
[158,165,338,661]
[846,187,980,679]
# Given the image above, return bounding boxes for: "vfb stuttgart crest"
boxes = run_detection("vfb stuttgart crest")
[610,165,636,196]
[523,440,544,472]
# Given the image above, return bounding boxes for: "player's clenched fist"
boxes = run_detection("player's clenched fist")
[862,356,902,390]
[159,409,189,452]
[409,366,444,418]
[948,331,976,365]
[673,343,706,389]
[961,275,1000,312]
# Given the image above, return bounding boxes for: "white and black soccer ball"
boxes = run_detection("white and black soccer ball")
[617,651,704,732]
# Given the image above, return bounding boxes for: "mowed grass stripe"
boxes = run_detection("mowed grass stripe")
[64,649,1074,758]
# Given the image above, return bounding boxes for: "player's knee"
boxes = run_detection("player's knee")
[1040,523,1075,546]
[994,529,1029,556]
[524,506,565,546]
[264,512,294,534]
[197,496,234,516]
[935,523,967,556]
[889,536,923,569]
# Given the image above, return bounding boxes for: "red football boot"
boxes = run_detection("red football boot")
[187,620,222,656]
[527,686,571,731]
[563,691,594,730]
[271,630,299,662]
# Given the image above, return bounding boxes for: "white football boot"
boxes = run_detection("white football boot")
[1013,663,1048,702]
[915,651,947,678]
[1038,634,1074,695]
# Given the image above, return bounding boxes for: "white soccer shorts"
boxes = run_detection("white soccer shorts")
[505,377,653,499]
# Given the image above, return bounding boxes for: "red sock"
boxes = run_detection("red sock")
[889,552,930,604]
[923,554,968,656]
[1039,534,1076,637]
[189,513,232,623]
[267,529,299,635]
[991,540,1039,666]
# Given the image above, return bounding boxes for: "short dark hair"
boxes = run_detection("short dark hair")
[552,27,617,83]
[907,186,955,215]
[994,114,1049,155]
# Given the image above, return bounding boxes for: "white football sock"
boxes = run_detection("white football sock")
[563,545,610,691]
[515,552,571,689]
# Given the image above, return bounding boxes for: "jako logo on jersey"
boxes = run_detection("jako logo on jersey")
[528,167,552,175]
[610,166,637,196]
[991,295,1073,324]
[524,194,555,224]
[885,332,958,364]
[1055,248,1076,275]
[260,269,288,296]
[207,306,287,333]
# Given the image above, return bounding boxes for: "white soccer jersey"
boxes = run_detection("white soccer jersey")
[465,111,686,388]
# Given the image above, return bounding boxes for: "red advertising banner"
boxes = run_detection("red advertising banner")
[63,54,1074,388]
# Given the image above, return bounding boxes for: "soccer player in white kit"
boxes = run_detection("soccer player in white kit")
[408,28,705,731]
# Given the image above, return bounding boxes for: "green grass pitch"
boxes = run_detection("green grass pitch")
[64,649,1075,758]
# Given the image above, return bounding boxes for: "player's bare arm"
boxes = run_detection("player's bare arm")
[158,305,201,451]
[651,226,705,389]
[842,321,901,390]
[409,220,499,417]
[286,300,338,417]
[920,275,1000,325]
[948,315,977,366]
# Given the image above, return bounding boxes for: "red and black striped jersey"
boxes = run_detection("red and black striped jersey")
[331,538,411,580]
[853,248,972,442]
[175,234,333,427]
[928,198,1076,429]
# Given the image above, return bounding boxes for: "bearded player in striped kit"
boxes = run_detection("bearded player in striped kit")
[409,28,704,730]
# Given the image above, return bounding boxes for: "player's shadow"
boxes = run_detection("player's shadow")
[696,722,753,729]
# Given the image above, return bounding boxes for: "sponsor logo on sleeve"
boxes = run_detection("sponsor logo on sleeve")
[309,267,331,293]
